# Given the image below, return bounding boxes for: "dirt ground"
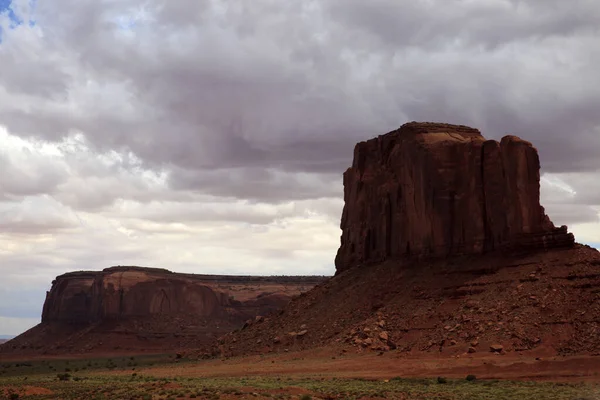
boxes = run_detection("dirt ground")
[96,347,600,382]
[3,347,600,399]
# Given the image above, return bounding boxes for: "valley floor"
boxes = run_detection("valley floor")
[2,348,600,399]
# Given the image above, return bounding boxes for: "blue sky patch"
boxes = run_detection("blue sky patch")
[0,0,37,41]
[0,0,23,26]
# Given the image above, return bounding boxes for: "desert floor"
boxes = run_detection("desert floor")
[2,348,600,399]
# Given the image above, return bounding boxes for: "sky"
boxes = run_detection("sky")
[1,0,599,336]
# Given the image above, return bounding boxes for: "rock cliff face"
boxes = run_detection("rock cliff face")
[335,122,574,272]
[213,122,599,359]
[42,266,324,325]
[0,267,327,355]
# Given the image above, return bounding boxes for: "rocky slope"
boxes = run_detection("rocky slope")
[335,122,574,272]
[218,244,600,357]
[1,267,325,355]
[218,122,600,358]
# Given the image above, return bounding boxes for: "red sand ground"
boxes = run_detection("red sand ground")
[103,347,600,382]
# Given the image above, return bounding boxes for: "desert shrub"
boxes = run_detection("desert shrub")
[466,374,477,381]
[437,376,447,384]
[57,373,71,381]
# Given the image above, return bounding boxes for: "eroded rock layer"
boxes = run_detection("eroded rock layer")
[2,267,325,355]
[42,266,324,325]
[335,122,574,272]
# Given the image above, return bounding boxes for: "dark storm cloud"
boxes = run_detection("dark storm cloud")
[168,166,342,203]
[1,0,599,204]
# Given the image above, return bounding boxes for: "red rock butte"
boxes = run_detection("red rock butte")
[335,122,575,272]
[42,266,325,325]
[1,266,325,355]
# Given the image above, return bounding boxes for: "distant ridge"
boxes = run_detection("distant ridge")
[1,267,326,355]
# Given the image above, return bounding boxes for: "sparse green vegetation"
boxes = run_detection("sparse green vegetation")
[56,372,71,381]
[1,356,599,399]
[0,354,175,378]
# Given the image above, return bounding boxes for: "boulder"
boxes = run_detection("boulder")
[490,344,504,353]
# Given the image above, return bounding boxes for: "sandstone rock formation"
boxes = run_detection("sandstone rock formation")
[214,122,600,359]
[335,122,574,272]
[42,266,324,325]
[3,267,325,355]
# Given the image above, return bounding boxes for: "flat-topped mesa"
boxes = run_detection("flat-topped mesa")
[335,122,575,273]
[42,267,225,324]
[42,267,326,325]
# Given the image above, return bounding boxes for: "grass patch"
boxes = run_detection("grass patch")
[0,353,176,378]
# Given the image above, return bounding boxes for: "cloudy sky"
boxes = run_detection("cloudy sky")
[1,0,600,336]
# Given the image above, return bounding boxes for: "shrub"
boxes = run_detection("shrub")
[437,376,447,384]
[57,373,71,381]
[466,374,477,381]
